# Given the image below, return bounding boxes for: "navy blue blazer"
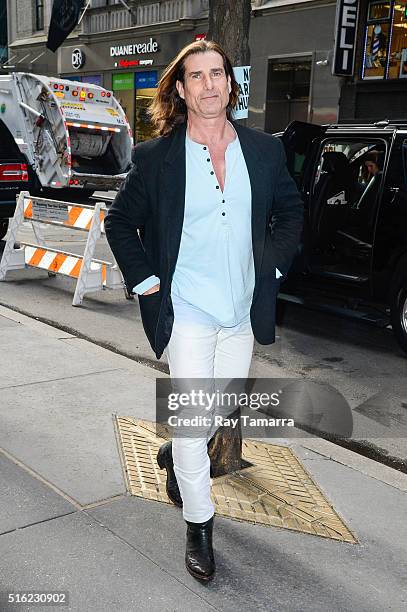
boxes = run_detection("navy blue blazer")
[105,120,304,359]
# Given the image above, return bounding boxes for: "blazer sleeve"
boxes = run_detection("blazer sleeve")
[104,151,156,293]
[269,138,304,278]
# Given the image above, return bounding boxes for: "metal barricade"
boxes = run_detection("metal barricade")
[0,191,126,306]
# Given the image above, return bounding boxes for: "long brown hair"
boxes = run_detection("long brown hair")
[148,40,240,136]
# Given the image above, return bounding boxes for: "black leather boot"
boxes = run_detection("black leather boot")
[156,441,183,508]
[185,515,215,582]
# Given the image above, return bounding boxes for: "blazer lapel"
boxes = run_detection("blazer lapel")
[232,121,269,296]
[161,122,187,283]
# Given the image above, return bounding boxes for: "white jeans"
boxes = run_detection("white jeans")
[165,295,254,522]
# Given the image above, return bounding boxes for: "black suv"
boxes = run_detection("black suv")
[278,120,407,355]
[0,119,33,240]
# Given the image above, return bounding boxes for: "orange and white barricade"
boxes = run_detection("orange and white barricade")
[0,191,125,306]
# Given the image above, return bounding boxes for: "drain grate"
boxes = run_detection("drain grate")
[115,416,357,544]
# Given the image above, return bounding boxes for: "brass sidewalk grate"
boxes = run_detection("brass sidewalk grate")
[115,416,357,544]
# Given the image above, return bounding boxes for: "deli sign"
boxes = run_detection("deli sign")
[110,37,159,57]
[332,0,359,76]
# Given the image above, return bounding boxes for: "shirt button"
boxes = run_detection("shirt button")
[216,185,220,189]
[222,212,226,216]
[210,171,214,175]
[207,158,210,162]
[222,199,225,203]
[203,146,207,150]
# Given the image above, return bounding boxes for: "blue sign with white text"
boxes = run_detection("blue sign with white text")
[135,71,158,89]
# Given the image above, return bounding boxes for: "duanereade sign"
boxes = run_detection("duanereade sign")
[110,38,159,57]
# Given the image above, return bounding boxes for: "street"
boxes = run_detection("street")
[0,190,406,472]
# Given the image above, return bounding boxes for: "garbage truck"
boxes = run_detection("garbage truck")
[0,72,133,198]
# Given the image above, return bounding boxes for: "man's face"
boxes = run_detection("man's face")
[365,161,379,176]
[176,51,232,120]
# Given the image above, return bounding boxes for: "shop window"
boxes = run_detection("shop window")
[82,75,102,86]
[111,71,158,143]
[388,2,407,78]
[363,0,407,79]
[363,22,390,78]
[368,1,391,19]
[112,72,135,137]
[135,71,158,143]
[64,75,102,86]
[362,1,391,79]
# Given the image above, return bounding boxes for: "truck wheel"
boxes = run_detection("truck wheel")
[390,260,407,355]
[0,219,9,240]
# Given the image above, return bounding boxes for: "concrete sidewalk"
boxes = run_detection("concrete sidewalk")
[0,304,406,612]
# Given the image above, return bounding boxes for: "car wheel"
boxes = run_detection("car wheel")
[390,262,407,355]
[0,219,9,240]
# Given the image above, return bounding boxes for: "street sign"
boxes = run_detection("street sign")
[232,66,251,120]
[32,200,69,223]
[332,0,359,77]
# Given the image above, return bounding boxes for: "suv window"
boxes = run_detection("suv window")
[313,140,386,203]
[310,139,386,242]
[286,149,306,188]
[313,141,386,195]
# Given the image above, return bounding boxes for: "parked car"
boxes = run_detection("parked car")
[0,118,34,240]
[278,119,407,355]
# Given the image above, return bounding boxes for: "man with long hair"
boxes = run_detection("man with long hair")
[105,40,303,583]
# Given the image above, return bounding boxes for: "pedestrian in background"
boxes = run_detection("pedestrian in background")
[105,39,303,582]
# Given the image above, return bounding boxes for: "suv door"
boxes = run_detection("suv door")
[279,121,327,274]
[306,134,390,291]
[373,133,407,296]
[281,120,327,199]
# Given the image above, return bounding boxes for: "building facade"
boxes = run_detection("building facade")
[338,0,407,121]
[5,0,57,73]
[4,0,342,138]
[251,0,340,130]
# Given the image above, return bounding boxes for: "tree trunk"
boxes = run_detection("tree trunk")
[207,0,251,65]
[206,1,252,477]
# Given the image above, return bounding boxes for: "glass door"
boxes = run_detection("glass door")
[265,58,311,134]
[112,72,135,137]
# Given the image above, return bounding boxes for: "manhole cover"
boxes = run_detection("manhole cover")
[115,416,357,544]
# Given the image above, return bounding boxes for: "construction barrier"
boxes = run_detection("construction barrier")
[0,191,127,305]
